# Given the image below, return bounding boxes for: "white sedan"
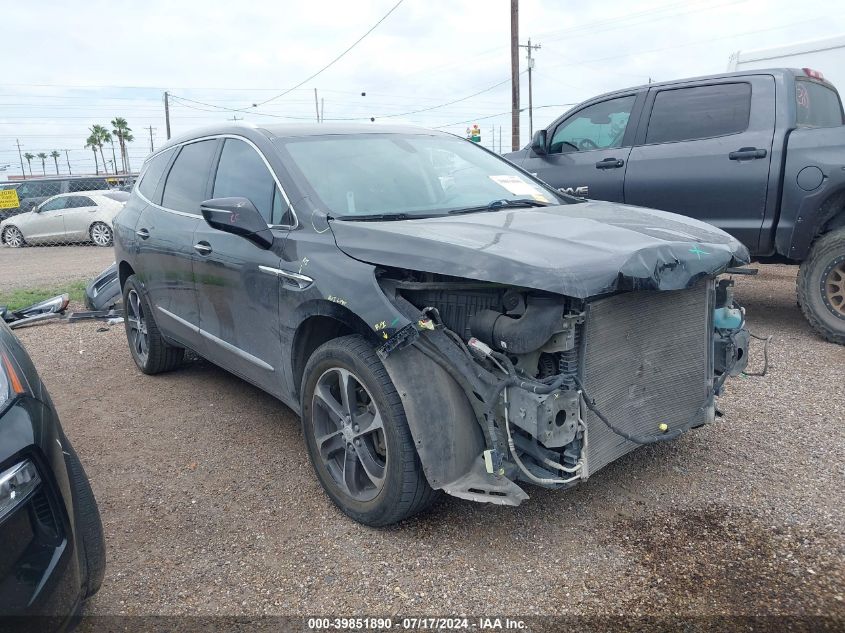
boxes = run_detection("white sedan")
[0,191,125,247]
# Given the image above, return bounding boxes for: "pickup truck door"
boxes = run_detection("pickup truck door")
[521,92,642,201]
[624,76,776,247]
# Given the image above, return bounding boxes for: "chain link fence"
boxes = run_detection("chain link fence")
[0,174,136,249]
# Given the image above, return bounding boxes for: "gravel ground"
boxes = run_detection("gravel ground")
[0,244,113,291]
[12,264,845,619]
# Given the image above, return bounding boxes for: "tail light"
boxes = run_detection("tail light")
[803,68,825,81]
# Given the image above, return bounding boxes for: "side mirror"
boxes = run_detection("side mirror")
[200,197,273,249]
[530,130,547,156]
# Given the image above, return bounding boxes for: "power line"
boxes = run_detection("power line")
[248,0,405,109]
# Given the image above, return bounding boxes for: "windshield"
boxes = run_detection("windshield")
[796,79,844,127]
[275,133,571,218]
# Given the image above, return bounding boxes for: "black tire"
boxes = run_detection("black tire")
[301,335,438,526]
[64,439,105,600]
[89,222,113,247]
[2,225,25,248]
[797,227,845,345]
[122,275,184,373]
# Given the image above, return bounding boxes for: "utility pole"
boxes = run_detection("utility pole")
[519,38,541,138]
[510,0,520,151]
[314,88,321,122]
[163,91,172,140]
[63,149,72,175]
[229,115,243,123]
[499,126,502,154]
[15,139,25,178]
[147,126,156,152]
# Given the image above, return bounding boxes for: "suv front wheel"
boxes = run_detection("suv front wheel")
[300,335,438,526]
[798,227,845,344]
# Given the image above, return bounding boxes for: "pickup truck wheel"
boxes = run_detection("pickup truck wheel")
[122,275,185,373]
[798,227,845,344]
[301,335,438,526]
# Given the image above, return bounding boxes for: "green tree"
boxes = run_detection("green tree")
[50,150,61,175]
[36,152,47,176]
[85,134,100,175]
[89,124,111,175]
[22,152,34,177]
[111,117,133,173]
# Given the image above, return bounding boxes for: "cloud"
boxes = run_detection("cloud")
[3,0,845,173]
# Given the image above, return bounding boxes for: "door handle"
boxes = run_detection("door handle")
[135,228,150,239]
[596,157,624,169]
[193,242,212,255]
[729,147,767,161]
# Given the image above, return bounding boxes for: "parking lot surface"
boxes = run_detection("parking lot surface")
[14,264,845,617]
[0,245,114,291]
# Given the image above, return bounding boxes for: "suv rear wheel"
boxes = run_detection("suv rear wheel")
[122,275,184,373]
[301,335,438,526]
[798,227,845,344]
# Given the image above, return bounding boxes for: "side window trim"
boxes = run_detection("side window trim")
[548,92,641,154]
[136,147,177,207]
[137,133,298,228]
[637,81,752,146]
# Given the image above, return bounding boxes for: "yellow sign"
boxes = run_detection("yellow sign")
[0,189,20,209]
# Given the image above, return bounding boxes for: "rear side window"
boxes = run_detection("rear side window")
[69,196,95,208]
[212,139,277,223]
[645,83,751,144]
[138,148,175,203]
[796,80,844,127]
[162,141,217,213]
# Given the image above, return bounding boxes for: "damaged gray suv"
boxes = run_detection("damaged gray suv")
[113,123,752,526]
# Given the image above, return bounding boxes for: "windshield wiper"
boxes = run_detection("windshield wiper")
[334,212,412,222]
[448,198,552,215]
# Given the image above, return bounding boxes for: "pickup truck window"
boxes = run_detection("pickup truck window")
[549,95,635,153]
[645,83,751,144]
[796,80,844,128]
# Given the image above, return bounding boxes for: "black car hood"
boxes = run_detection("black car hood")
[330,201,750,298]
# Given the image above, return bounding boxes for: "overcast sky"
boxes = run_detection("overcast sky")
[3,0,845,176]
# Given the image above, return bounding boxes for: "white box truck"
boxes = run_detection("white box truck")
[728,34,845,90]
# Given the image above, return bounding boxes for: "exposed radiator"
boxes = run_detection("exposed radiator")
[581,283,713,475]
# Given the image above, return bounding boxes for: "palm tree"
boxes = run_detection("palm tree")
[111,117,133,173]
[85,134,100,175]
[23,152,34,177]
[50,150,61,175]
[37,152,47,176]
[89,125,111,175]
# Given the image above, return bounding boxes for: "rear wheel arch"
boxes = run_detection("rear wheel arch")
[118,261,135,291]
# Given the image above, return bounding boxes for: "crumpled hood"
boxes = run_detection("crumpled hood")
[330,201,750,298]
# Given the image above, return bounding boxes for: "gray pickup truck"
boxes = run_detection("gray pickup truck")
[506,68,845,344]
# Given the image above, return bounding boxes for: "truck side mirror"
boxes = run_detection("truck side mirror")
[530,130,547,156]
[200,197,273,249]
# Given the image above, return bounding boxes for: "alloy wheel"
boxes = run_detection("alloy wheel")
[126,289,149,364]
[3,227,23,248]
[90,223,112,246]
[311,367,388,502]
[823,256,845,318]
